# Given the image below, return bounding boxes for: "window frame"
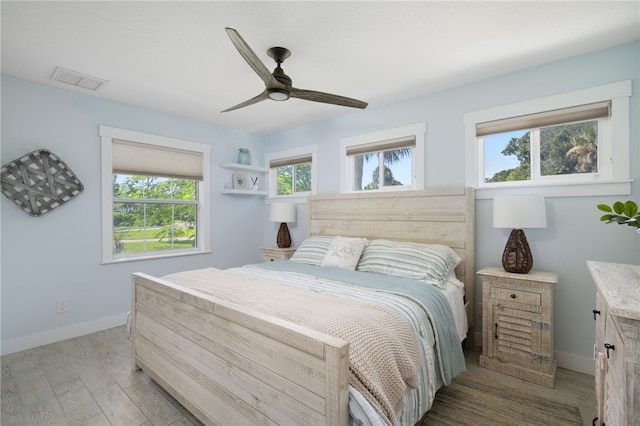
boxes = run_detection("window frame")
[340,122,426,193]
[464,81,632,199]
[100,125,211,264]
[265,144,318,203]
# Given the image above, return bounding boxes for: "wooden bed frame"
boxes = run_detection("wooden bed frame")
[131,187,475,425]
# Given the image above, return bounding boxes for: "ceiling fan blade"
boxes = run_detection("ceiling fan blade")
[289,87,368,109]
[221,90,269,112]
[225,28,283,89]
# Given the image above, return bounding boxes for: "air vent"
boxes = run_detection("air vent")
[50,67,109,91]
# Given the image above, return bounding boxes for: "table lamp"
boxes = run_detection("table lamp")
[269,202,296,248]
[493,194,547,274]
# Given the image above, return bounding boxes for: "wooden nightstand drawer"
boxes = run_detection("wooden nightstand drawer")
[491,287,541,306]
[260,247,296,262]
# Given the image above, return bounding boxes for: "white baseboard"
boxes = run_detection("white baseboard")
[555,350,595,376]
[471,331,594,376]
[1,313,128,356]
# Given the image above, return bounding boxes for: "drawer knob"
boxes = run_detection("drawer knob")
[604,343,615,359]
[510,293,516,299]
[592,309,601,320]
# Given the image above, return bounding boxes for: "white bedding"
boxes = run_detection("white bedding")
[441,272,468,342]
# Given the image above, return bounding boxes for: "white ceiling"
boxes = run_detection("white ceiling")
[2,1,639,135]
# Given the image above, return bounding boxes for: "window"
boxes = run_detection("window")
[479,102,609,185]
[340,123,425,193]
[464,81,631,198]
[266,145,318,201]
[100,126,210,263]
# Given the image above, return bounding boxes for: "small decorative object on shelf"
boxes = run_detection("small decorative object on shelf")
[237,148,251,165]
[232,173,248,190]
[251,176,259,191]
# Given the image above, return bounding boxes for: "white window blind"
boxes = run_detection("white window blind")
[112,139,203,180]
[476,101,611,137]
[269,154,312,169]
[345,136,416,156]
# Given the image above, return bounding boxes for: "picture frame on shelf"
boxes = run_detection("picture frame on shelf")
[232,173,248,190]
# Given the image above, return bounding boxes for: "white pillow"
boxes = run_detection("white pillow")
[320,237,368,270]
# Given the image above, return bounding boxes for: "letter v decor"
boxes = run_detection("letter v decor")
[1,149,84,217]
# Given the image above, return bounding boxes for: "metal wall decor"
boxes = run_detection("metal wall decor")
[1,149,84,217]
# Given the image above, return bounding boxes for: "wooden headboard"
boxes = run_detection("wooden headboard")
[308,187,475,331]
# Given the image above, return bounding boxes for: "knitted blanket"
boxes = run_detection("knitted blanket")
[163,267,421,426]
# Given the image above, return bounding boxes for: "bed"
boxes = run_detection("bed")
[130,187,475,425]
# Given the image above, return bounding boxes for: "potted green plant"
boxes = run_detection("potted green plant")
[597,200,640,233]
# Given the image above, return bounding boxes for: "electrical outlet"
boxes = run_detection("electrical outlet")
[56,298,68,314]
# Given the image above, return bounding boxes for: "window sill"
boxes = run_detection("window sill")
[474,180,632,199]
[102,249,212,264]
[266,195,310,204]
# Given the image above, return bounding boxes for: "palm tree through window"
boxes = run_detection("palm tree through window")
[353,148,412,190]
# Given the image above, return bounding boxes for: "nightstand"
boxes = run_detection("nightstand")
[260,246,296,262]
[477,266,558,388]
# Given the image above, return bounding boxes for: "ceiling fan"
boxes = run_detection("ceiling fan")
[222,27,368,112]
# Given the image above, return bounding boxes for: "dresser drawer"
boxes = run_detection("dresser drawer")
[490,287,541,306]
[604,313,625,386]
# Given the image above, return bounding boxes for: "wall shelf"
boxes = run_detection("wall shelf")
[221,189,268,196]
[220,163,268,196]
[220,163,268,173]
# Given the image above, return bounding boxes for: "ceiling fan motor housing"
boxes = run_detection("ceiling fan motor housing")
[272,67,292,87]
[268,47,293,87]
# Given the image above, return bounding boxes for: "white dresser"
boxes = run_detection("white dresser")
[587,260,640,426]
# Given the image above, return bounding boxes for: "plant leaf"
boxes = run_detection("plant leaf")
[624,200,638,218]
[613,201,625,214]
[597,204,612,212]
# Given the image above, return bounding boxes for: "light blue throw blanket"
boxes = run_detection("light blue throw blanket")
[252,261,466,385]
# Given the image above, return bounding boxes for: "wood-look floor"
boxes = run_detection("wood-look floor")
[1,326,595,425]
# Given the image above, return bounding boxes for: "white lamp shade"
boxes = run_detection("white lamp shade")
[269,202,296,223]
[493,194,547,229]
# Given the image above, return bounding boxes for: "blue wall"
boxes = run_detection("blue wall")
[261,41,640,371]
[1,76,268,352]
[2,41,638,371]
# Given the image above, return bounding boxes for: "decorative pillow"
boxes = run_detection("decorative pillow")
[356,239,461,285]
[320,237,368,270]
[289,236,335,266]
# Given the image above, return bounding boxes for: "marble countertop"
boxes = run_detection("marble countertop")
[587,260,640,321]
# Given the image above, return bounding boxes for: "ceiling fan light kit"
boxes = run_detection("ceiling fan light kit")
[268,88,289,101]
[222,27,367,112]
